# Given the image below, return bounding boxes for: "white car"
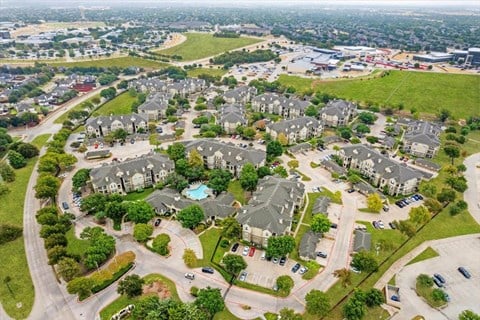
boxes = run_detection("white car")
[242,246,250,256]
[239,271,247,281]
[377,220,385,229]
[184,273,195,280]
[299,266,308,275]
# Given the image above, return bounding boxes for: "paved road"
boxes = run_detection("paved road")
[464,153,480,224]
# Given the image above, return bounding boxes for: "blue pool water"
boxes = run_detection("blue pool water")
[185,184,210,200]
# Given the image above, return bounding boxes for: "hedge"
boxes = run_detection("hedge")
[89,251,136,294]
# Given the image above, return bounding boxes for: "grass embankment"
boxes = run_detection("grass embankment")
[155,33,262,61]
[123,188,155,201]
[65,228,91,257]
[278,71,480,119]
[406,247,439,266]
[0,135,50,319]
[228,180,246,205]
[48,56,167,70]
[30,134,51,149]
[92,92,137,117]
[187,68,228,78]
[54,94,101,124]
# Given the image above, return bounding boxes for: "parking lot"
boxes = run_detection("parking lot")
[395,237,480,320]
[232,244,309,290]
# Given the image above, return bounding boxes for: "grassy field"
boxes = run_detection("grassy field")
[213,308,242,320]
[92,92,137,117]
[124,188,155,201]
[187,67,228,78]
[65,228,91,257]
[278,71,480,119]
[198,227,223,266]
[30,134,51,149]
[0,134,50,318]
[48,56,167,70]
[407,246,439,266]
[228,180,246,205]
[54,94,101,124]
[155,33,263,61]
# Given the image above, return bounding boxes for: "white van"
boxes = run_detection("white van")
[261,251,266,260]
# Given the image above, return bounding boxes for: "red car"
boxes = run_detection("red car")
[248,246,256,257]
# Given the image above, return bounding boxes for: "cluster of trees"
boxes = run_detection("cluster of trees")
[265,235,295,258]
[71,168,91,193]
[213,31,240,38]
[80,226,116,270]
[97,73,118,86]
[343,288,384,320]
[133,223,153,243]
[152,233,171,256]
[100,86,117,100]
[0,223,23,245]
[351,250,379,273]
[7,71,54,103]
[0,112,40,128]
[7,141,39,169]
[177,205,205,229]
[211,49,278,68]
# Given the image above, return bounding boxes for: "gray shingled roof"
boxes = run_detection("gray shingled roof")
[223,86,256,101]
[90,153,174,187]
[86,113,148,129]
[252,93,310,111]
[182,139,265,167]
[236,176,305,234]
[267,116,320,135]
[312,196,330,215]
[414,158,441,171]
[404,121,441,147]
[341,145,423,184]
[320,99,356,117]
[321,159,347,175]
[299,231,320,260]
[219,104,247,125]
[288,142,312,154]
[353,230,371,252]
[138,94,169,111]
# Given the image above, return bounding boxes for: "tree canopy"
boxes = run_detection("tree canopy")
[177,204,204,229]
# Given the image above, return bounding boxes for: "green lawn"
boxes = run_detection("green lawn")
[99,273,179,320]
[0,134,51,318]
[124,188,155,201]
[187,67,228,78]
[54,94,100,124]
[407,246,439,266]
[48,56,167,70]
[92,92,137,117]
[416,280,447,308]
[198,227,223,266]
[278,71,480,119]
[155,33,263,61]
[65,228,91,257]
[30,134,51,149]
[228,180,246,205]
[213,308,242,320]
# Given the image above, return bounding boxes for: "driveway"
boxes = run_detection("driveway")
[155,220,203,259]
[393,236,480,320]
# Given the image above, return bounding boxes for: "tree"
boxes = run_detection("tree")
[351,250,378,273]
[47,245,68,265]
[15,143,39,158]
[347,173,361,184]
[432,288,448,302]
[195,287,225,316]
[446,176,468,193]
[242,127,256,140]
[287,160,299,169]
[126,201,155,224]
[355,124,370,134]
[419,183,437,198]
[35,174,60,200]
[0,183,9,196]
[305,289,330,316]
[365,288,384,307]
[105,201,127,223]
[424,198,443,214]
[437,188,456,203]
[67,277,94,300]
[80,193,108,214]
[207,169,232,195]
[0,162,15,182]
[366,193,383,213]
[276,275,294,295]
[417,274,434,287]
[408,206,431,225]
[0,224,23,245]
[117,274,145,298]
[438,109,451,122]
[165,172,189,191]
[266,140,283,161]
[396,219,417,237]
[277,133,288,146]
[305,105,318,117]
[274,165,288,178]
[100,87,116,100]
[183,248,198,268]
[152,233,171,256]
[239,163,259,192]
[220,217,241,239]
[279,308,303,320]
[72,168,91,192]
[333,268,352,288]
[339,127,352,140]
[57,257,80,281]
[177,204,204,229]
[222,253,247,275]
[343,291,366,320]
[444,145,460,165]
[357,112,377,124]
[112,128,128,141]
[8,150,26,169]
[266,235,295,258]
[257,166,271,178]
[311,214,331,233]
[133,223,153,242]
[44,233,67,249]
[459,310,480,320]
[188,149,204,168]
[167,143,186,161]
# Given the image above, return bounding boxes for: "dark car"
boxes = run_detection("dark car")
[291,263,301,273]
[433,273,446,284]
[62,202,69,210]
[317,252,328,258]
[389,222,397,229]
[231,243,239,252]
[279,257,287,266]
[391,295,400,302]
[416,194,424,200]
[433,277,444,288]
[330,223,338,229]
[347,189,355,193]
[202,267,214,274]
[458,267,472,279]
[154,218,162,227]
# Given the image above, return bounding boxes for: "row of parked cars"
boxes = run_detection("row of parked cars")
[395,194,423,208]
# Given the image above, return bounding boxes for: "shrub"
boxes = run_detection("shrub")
[89,251,136,293]
[152,233,171,256]
[417,274,434,287]
[0,224,23,244]
[190,286,199,297]
[220,239,230,248]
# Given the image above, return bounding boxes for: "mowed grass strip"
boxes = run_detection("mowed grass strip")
[92,92,137,117]
[47,56,167,70]
[278,71,480,119]
[0,134,50,318]
[406,246,439,266]
[54,94,101,124]
[155,33,263,61]
[187,67,228,78]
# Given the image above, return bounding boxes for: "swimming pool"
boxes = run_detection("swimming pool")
[185,184,211,200]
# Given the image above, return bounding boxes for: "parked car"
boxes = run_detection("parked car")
[202,267,214,274]
[261,251,266,260]
[154,218,162,227]
[299,266,308,275]
[433,273,446,284]
[458,267,472,279]
[272,257,279,264]
[351,266,361,274]
[184,273,195,280]
[377,220,385,229]
[291,263,301,273]
[347,189,355,193]
[383,205,389,212]
[239,271,247,281]
[248,247,256,257]
[317,252,328,258]
[391,295,400,302]
[330,223,338,229]
[62,202,69,210]
[279,257,287,266]
[433,277,444,287]
[242,246,250,256]
[389,222,397,229]
[231,243,239,252]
